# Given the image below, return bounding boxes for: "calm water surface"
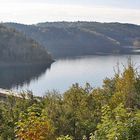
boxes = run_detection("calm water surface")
[8,55,140,96]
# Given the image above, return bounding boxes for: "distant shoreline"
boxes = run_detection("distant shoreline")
[0,61,54,67]
[53,51,140,60]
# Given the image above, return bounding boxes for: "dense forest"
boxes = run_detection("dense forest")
[4,22,140,58]
[0,61,140,140]
[0,24,53,65]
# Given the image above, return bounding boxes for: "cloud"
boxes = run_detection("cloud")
[0,2,140,24]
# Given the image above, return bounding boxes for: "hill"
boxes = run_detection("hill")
[4,22,140,58]
[0,24,53,65]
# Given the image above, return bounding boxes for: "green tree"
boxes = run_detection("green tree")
[0,91,40,140]
[15,104,54,140]
[93,104,140,140]
[62,83,98,139]
[57,135,73,140]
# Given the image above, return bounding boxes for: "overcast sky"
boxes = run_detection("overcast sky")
[0,0,140,24]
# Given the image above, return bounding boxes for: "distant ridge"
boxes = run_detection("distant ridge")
[4,21,140,58]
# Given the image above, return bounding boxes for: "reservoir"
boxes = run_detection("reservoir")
[1,55,140,96]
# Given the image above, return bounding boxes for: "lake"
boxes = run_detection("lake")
[1,55,140,96]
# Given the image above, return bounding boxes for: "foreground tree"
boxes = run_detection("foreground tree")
[92,104,140,140]
[57,135,73,140]
[15,104,54,140]
[0,92,36,140]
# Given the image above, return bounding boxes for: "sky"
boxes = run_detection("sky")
[0,0,140,25]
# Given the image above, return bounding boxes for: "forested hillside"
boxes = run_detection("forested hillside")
[4,22,140,58]
[0,24,53,65]
[37,22,140,46]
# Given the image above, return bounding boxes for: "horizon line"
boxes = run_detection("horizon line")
[1,20,140,26]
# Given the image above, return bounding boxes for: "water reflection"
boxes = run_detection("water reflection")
[0,64,51,89]
[10,55,140,96]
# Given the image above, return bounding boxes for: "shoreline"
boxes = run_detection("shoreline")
[0,60,54,68]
